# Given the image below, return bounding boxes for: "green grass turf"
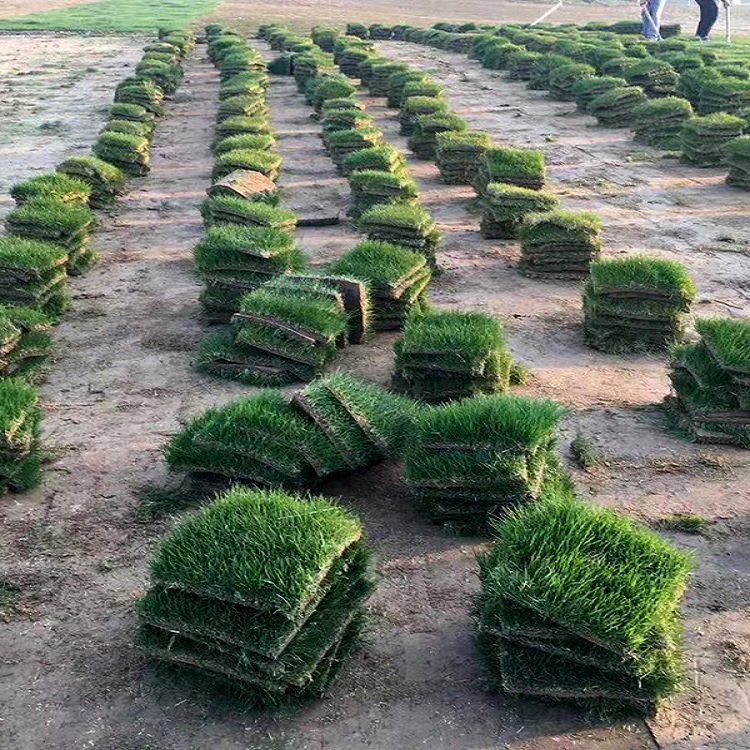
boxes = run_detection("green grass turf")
[0,236,69,276]
[5,198,93,241]
[479,491,692,659]
[150,486,362,618]
[327,240,427,291]
[0,0,218,31]
[589,255,695,301]
[10,173,91,207]
[695,317,750,373]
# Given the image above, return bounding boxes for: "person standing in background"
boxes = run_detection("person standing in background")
[694,0,729,40]
[641,0,666,40]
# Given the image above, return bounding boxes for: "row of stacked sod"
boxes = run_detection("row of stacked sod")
[476,491,690,712]
[197,26,297,320]
[403,393,565,528]
[583,256,696,353]
[393,310,512,401]
[165,373,417,488]
[137,486,374,700]
[668,317,750,447]
[0,378,42,492]
[519,211,602,279]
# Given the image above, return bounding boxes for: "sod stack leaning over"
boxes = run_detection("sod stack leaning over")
[476,491,690,712]
[0,305,55,382]
[136,486,375,701]
[328,240,431,331]
[404,393,565,528]
[0,236,69,319]
[583,256,696,353]
[519,210,602,280]
[667,317,750,447]
[393,310,513,401]
[165,374,417,488]
[4,198,95,277]
[0,377,43,493]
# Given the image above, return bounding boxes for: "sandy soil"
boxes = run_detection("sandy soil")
[213,0,750,37]
[0,29,748,750]
[0,34,145,219]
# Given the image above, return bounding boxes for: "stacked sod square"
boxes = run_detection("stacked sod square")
[668,317,750,447]
[408,113,466,160]
[588,86,648,128]
[0,377,43,492]
[519,211,602,279]
[480,184,559,239]
[0,304,55,382]
[726,136,750,190]
[435,131,492,185]
[328,241,431,331]
[583,256,695,353]
[404,393,565,527]
[165,374,417,486]
[136,486,374,700]
[473,147,545,197]
[56,156,126,209]
[4,198,94,278]
[347,170,419,218]
[681,114,745,167]
[631,97,694,150]
[393,310,512,401]
[358,204,441,267]
[10,173,91,207]
[476,491,690,712]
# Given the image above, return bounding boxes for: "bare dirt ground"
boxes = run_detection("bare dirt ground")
[0,26,748,750]
[214,0,750,37]
[0,34,145,219]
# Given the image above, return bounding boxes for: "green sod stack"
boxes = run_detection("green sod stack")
[476,491,690,712]
[354,56,385,88]
[435,131,492,185]
[473,147,545,197]
[698,78,750,116]
[321,97,364,114]
[109,102,157,126]
[324,127,383,168]
[346,22,368,39]
[93,131,151,177]
[369,23,393,40]
[369,63,409,96]
[407,113,466,160]
[309,75,356,113]
[401,80,445,102]
[101,118,155,140]
[625,59,679,97]
[166,374,415,484]
[573,76,628,113]
[0,237,69,317]
[583,256,695,353]
[0,377,42,492]
[328,240,431,331]
[211,149,281,182]
[136,486,374,701]
[201,196,297,232]
[358,204,441,266]
[342,144,405,176]
[548,63,596,102]
[194,225,305,318]
[217,94,269,122]
[56,156,125,209]
[519,210,602,280]
[508,51,541,81]
[312,25,341,52]
[528,54,571,91]
[321,109,373,135]
[480,183,559,239]
[668,317,750,447]
[631,97,694,150]
[0,305,55,382]
[680,113,745,167]
[114,77,164,115]
[347,170,419,218]
[10,173,91,207]
[5,198,95,277]
[212,133,276,156]
[393,310,512,401]
[387,71,429,108]
[213,115,271,142]
[399,96,449,136]
[726,136,750,190]
[588,86,648,128]
[404,393,565,527]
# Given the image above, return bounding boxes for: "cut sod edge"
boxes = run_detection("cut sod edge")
[232,312,331,345]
